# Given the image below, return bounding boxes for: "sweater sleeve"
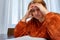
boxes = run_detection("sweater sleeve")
[14,21,28,38]
[46,12,60,40]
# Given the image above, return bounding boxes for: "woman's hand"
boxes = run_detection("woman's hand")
[21,8,32,22]
[35,3,49,14]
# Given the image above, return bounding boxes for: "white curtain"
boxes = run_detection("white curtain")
[0,0,6,34]
[3,0,32,34]
[0,0,60,34]
[44,0,60,13]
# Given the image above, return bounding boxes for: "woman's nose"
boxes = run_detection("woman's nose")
[35,11,38,15]
[31,6,33,8]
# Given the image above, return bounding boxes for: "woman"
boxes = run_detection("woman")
[14,0,60,40]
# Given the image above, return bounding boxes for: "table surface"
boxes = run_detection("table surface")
[0,34,46,40]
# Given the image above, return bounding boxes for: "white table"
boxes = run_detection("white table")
[0,34,46,40]
[6,36,47,40]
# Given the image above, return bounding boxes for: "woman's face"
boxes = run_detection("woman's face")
[29,3,44,20]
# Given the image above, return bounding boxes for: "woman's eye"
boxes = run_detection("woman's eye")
[32,9,35,12]
[30,9,35,12]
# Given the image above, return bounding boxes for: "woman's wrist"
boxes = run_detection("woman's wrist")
[21,17,27,22]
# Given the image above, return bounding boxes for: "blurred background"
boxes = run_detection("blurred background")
[0,0,60,35]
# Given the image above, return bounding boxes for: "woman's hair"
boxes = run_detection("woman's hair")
[28,0,46,9]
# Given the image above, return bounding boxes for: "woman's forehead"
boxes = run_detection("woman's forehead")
[30,3,35,6]
[30,3,40,6]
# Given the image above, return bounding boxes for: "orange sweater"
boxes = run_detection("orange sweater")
[14,12,60,40]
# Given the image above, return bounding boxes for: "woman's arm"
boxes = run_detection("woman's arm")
[14,20,28,38]
[14,8,33,37]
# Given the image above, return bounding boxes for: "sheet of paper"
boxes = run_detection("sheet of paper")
[6,36,46,40]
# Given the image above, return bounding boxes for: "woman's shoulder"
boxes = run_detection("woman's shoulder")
[45,12,60,18]
[45,12,60,22]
